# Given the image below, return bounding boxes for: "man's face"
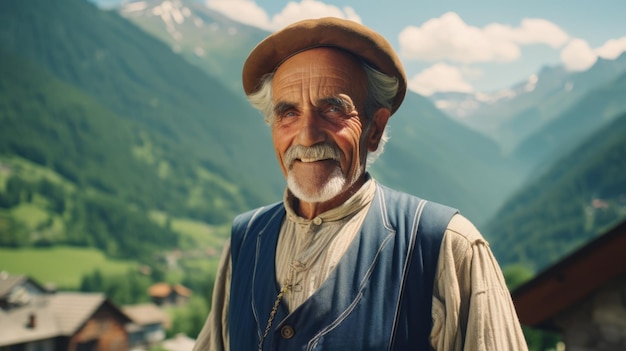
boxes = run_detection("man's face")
[271,47,384,209]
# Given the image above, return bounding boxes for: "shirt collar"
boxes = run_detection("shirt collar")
[283,174,376,224]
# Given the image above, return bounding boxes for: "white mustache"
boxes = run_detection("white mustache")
[283,143,341,168]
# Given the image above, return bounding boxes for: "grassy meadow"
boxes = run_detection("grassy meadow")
[0,246,137,289]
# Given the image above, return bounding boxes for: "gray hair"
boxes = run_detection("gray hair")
[246,62,399,166]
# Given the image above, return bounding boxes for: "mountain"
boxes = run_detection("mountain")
[0,50,180,257]
[118,0,268,94]
[513,70,626,174]
[0,0,284,259]
[371,92,522,225]
[0,0,285,205]
[485,111,626,271]
[431,66,563,134]
[432,54,626,152]
[430,65,568,144]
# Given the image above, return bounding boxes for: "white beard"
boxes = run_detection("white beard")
[287,166,347,203]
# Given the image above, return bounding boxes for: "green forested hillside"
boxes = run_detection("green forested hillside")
[513,70,626,174]
[0,0,284,207]
[0,0,284,261]
[0,51,178,260]
[486,112,626,271]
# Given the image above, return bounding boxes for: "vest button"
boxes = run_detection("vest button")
[280,325,295,339]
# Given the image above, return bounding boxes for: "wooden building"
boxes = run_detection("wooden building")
[123,303,169,350]
[148,283,191,307]
[0,273,167,351]
[0,290,131,351]
[512,219,626,350]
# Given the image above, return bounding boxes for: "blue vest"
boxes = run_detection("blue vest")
[229,184,458,351]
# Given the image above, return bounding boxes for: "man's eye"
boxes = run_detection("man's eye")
[328,106,341,112]
[324,105,346,116]
[281,110,297,118]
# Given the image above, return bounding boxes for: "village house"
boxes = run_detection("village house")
[123,303,169,350]
[0,273,49,310]
[0,290,130,351]
[148,282,191,307]
[512,218,626,350]
[0,273,169,351]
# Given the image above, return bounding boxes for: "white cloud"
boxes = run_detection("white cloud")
[595,36,626,60]
[559,36,626,72]
[560,38,598,71]
[399,12,569,64]
[408,63,475,96]
[484,18,568,48]
[205,0,272,30]
[271,0,361,29]
[204,0,360,32]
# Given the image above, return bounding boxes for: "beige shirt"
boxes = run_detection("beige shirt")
[193,180,528,350]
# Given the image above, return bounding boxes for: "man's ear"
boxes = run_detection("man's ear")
[366,107,391,152]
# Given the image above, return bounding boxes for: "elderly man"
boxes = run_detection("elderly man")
[194,17,528,351]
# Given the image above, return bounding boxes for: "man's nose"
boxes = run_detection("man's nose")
[295,110,325,146]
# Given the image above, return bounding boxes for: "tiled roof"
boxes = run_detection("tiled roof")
[148,283,192,298]
[0,298,60,346]
[48,292,106,335]
[148,282,172,298]
[0,272,48,302]
[0,292,106,346]
[122,303,168,326]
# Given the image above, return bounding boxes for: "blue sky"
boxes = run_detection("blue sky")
[102,0,626,95]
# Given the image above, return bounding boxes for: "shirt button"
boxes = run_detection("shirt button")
[312,217,322,225]
[281,325,295,339]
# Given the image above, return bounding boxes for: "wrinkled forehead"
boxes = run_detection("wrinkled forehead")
[272,48,367,101]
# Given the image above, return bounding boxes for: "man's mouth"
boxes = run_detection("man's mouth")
[298,157,333,163]
[284,143,341,169]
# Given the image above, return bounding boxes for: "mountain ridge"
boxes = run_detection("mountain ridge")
[118,0,269,94]
[430,53,626,152]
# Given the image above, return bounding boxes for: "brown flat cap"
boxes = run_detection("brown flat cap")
[242,17,407,115]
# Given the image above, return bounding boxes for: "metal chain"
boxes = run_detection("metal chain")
[258,268,295,351]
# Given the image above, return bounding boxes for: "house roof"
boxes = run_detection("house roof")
[0,292,130,346]
[48,292,108,334]
[0,272,47,300]
[148,283,191,298]
[122,303,168,326]
[0,273,25,298]
[511,218,626,329]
